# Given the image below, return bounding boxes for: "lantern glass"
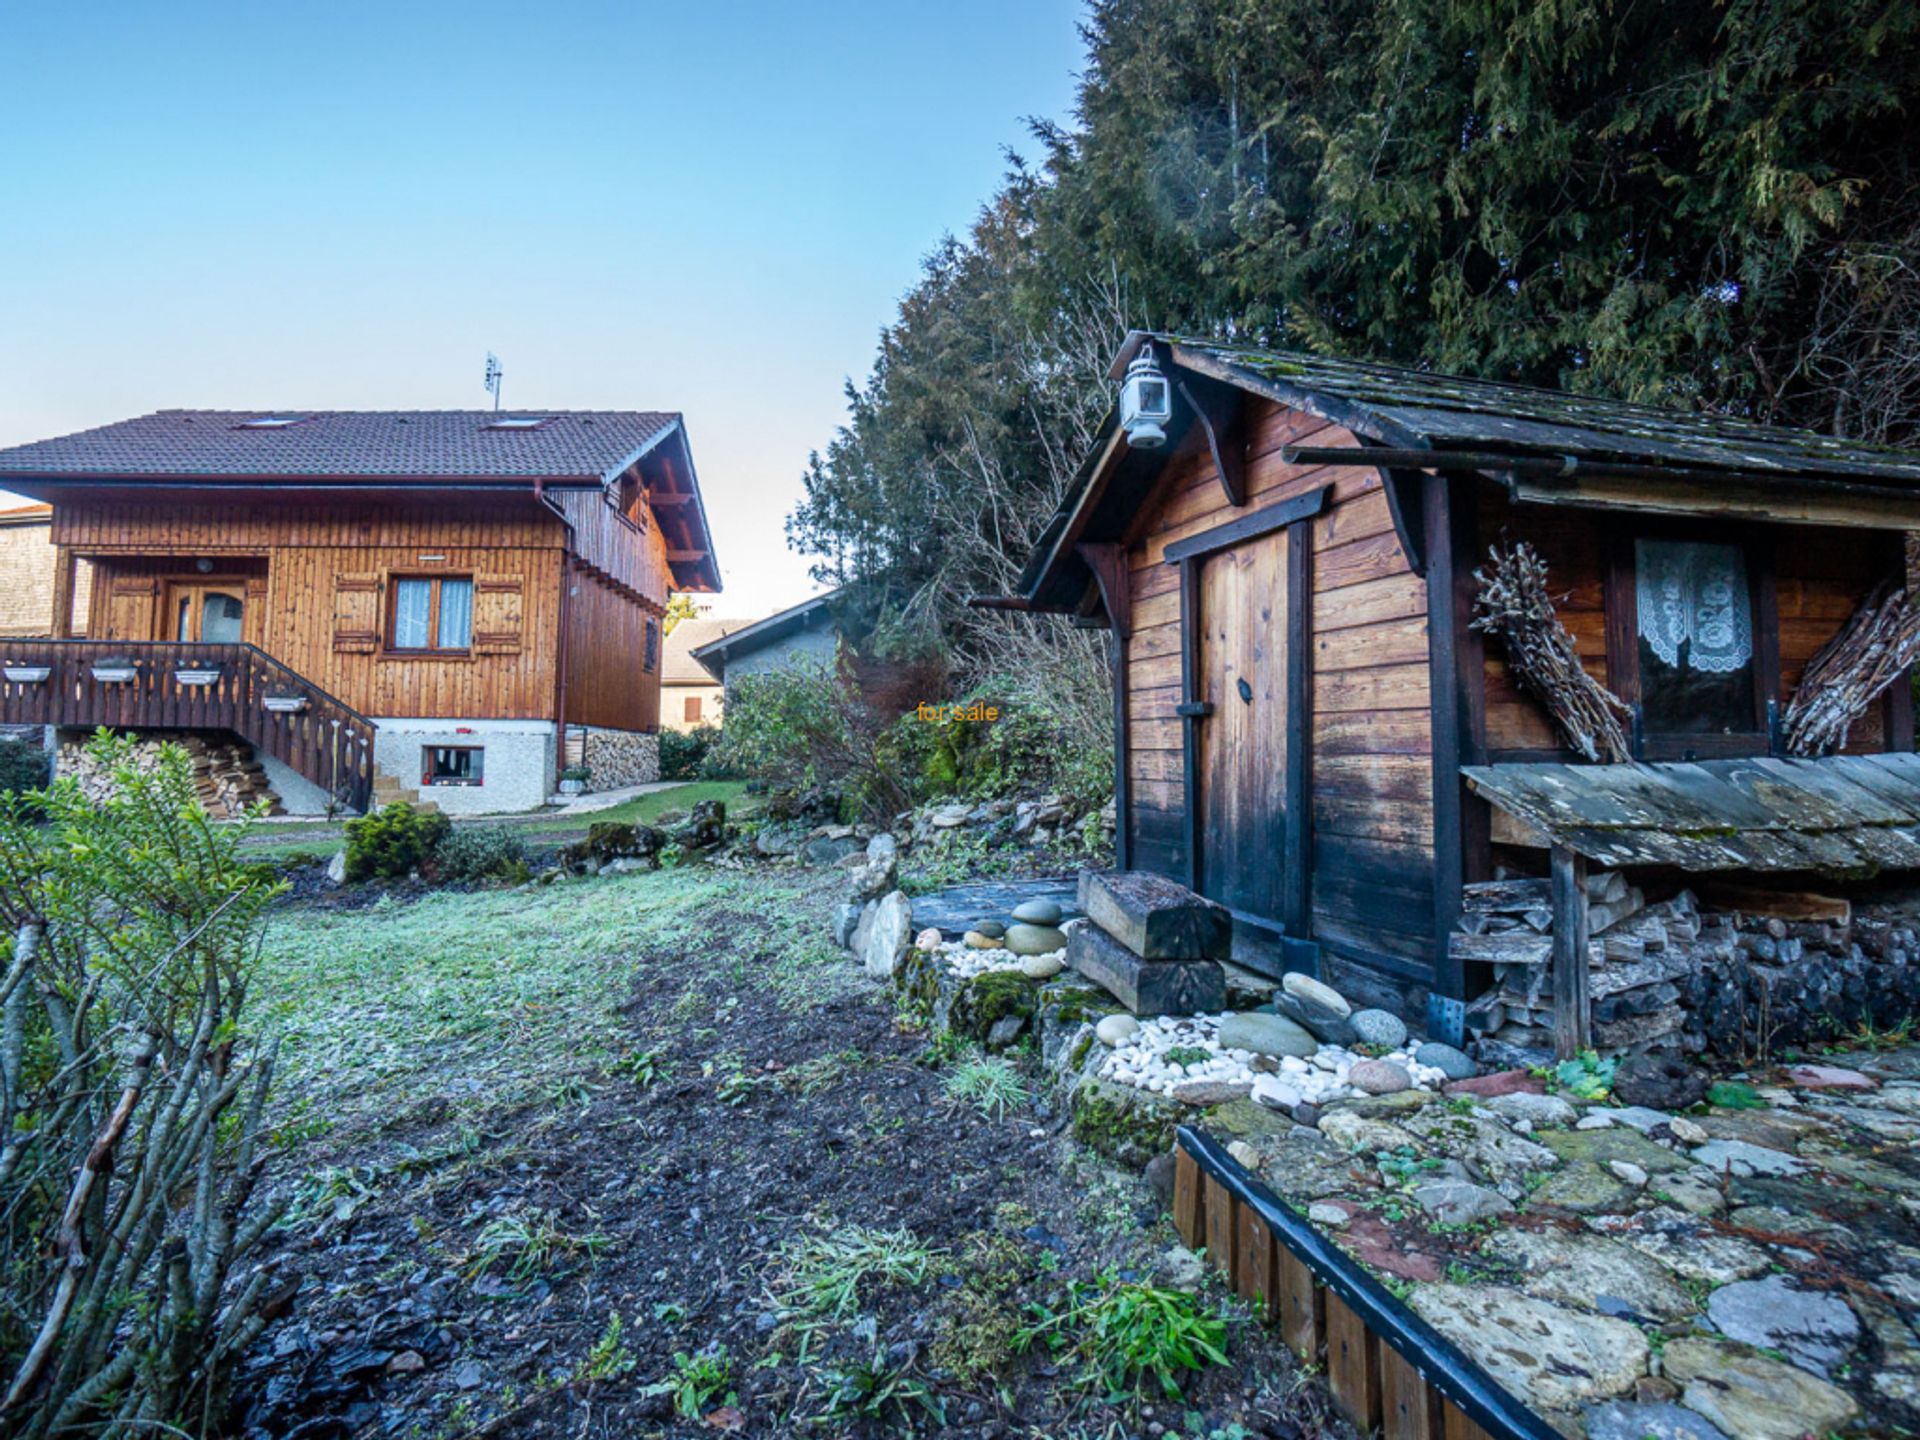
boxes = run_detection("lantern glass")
[1120,351,1173,448]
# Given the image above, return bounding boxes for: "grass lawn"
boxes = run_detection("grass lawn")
[253,857,825,1158]
[239,778,757,863]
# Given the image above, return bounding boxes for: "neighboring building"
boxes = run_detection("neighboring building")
[661,615,752,730]
[0,409,718,814]
[0,503,90,636]
[994,332,1920,1047]
[689,591,841,691]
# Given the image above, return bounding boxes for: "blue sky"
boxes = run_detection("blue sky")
[0,1,1086,616]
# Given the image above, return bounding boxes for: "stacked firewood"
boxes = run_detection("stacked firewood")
[56,732,284,819]
[1458,873,1920,1059]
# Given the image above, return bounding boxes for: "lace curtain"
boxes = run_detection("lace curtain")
[1635,539,1753,673]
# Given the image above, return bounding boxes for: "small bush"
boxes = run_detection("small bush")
[343,801,450,881]
[433,824,529,883]
[0,736,49,795]
[1020,1271,1228,1403]
[659,724,722,780]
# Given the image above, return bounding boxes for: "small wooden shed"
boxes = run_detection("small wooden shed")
[988,334,1920,1037]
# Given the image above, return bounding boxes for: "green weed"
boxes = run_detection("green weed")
[774,1223,941,1318]
[468,1208,608,1281]
[1019,1271,1229,1404]
[813,1348,945,1426]
[642,1345,735,1420]
[942,1054,1029,1117]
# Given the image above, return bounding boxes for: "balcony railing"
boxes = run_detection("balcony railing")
[0,639,375,814]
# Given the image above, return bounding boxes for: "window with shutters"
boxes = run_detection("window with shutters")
[684,694,702,723]
[388,575,473,653]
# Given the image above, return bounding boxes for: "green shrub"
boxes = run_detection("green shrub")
[433,824,528,883]
[872,678,1114,812]
[0,732,286,1434]
[708,658,907,824]
[0,737,49,795]
[659,724,721,781]
[343,801,451,881]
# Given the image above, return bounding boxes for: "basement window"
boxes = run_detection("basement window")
[422,745,484,787]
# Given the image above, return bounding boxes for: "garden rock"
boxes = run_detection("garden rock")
[1281,971,1349,1017]
[986,1014,1027,1051]
[1019,954,1064,980]
[1706,1273,1859,1376]
[1582,1401,1731,1440]
[854,890,913,979]
[677,799,726,848]
[1783,1063,1874,1090]
[325,849,347,885]
[1011,898,1062,925]
[1258,1127,1369,1203]
[1096,1014,1139,1047]
[801,834,865,866]
[1317,1109,1419,1156]
[1484,1228,1693,1321]
[1216,1012,1316,1060]
[865,832,897,862]
[849,853,897,901]
[1608,1160,1647,1187]
[1623,1220,1769,1285]
[1005,922,1067,956]
[1172,1080,1252,1107]
[1689,1139,1806,1177]
[1407,1285,1647,1410]
[1539,1125,1690,1176]
[1349,1008,1408,1048]
[1348,1059,1411,1095]
[1444,1069,1544,1099]
[974,920,1006,939]
[1412,1179,1513,1225]
[1611,1053,1708,1110]
[1271,990,1357,1045]
[963,930,1005,950]
[1400,1108,1557,1194]
[1413,1041,1475,1079]
[1584,1105,1675,1134]
[1532,1161,1633,1213]
[1661,1337,1858,1440]
[1482,1092,1578,1128]
[832,902,863,948]
[753,824,804,858]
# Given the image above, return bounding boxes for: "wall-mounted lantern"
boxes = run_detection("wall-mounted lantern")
[1119,348,1173,449]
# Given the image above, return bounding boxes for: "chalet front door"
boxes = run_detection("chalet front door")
[1194,527,1291,923]
[163,582,247,644]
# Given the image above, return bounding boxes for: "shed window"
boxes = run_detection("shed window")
[422,745,483,786]
[390,576,473,652]
[1634,539,1758,735]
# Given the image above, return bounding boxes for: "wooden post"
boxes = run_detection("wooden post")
[1324,1291,1383,1434]
[1550,843,1591,1057]
[50,546,75,639]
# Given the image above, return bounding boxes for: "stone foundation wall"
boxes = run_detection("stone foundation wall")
[1464,874,1920,1063]
[580,727,659,789]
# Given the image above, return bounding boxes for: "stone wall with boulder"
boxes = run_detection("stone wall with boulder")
[1460,871,1920,1065]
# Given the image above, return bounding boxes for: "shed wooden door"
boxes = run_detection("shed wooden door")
[1195,531,1290,921]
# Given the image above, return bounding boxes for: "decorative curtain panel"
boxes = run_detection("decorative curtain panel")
[1635,539,1753,673]
[393,579,432,649]
[436,578,473,649]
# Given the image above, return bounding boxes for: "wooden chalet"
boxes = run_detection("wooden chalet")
[0,410,717,814]
[990,333,1920,1042]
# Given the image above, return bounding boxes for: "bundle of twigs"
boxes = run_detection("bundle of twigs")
[1472,541,1634,764]
[1783,578,1920,755]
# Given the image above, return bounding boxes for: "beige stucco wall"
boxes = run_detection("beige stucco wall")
[662,680,724,732]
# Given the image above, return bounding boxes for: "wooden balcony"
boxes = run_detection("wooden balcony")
[0,639,375,813]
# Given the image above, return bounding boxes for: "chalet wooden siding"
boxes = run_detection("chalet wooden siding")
[564,564,662,732]
[60,498,570,721]
[1124,398,1438,984]
[1477,482,1902,759]
[550,489,676,601]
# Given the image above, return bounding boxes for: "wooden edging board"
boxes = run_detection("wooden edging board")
[1173,1126,1560,1440]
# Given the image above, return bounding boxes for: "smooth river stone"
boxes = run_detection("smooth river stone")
[1349,1008,1408,1048]
[1010,898,1063,926]
[1096,1014,1139,1047]
[1019,953,1064,979]
[1005,922,1067,956]
[1349,1059,1412,1095]
[1281,971,1350,1019]
[1216,1011,1317,1060]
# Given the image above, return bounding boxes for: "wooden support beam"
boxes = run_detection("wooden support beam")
[1075,542,1132,640]
[1550,843,1592,1058]
[1176,375,1247,507]
[50,546,76,639]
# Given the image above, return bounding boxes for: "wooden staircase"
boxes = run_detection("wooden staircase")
[0,639,377,812]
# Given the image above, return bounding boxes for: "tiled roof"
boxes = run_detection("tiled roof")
[0,502,51,523]
[663,617,754,682]
[0,410,679,481]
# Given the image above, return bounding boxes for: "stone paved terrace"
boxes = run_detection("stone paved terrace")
[1210,1044,1920,1440]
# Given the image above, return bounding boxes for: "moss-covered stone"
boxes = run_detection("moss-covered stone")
[1070,1076,1178,1170]
[949,969,1038,1044]
[890,945,942,1020]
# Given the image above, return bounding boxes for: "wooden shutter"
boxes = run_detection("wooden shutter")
[106,576,158,641]
[472,574,524,655]
[332,572,381,653]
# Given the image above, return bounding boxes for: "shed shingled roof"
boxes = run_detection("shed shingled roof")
[0,410,680,481]
[1462,755,1920,875]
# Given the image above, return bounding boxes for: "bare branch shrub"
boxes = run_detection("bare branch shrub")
[0,732,289,1439]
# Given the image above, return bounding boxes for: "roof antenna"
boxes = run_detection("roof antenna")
[484,352,504,413]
